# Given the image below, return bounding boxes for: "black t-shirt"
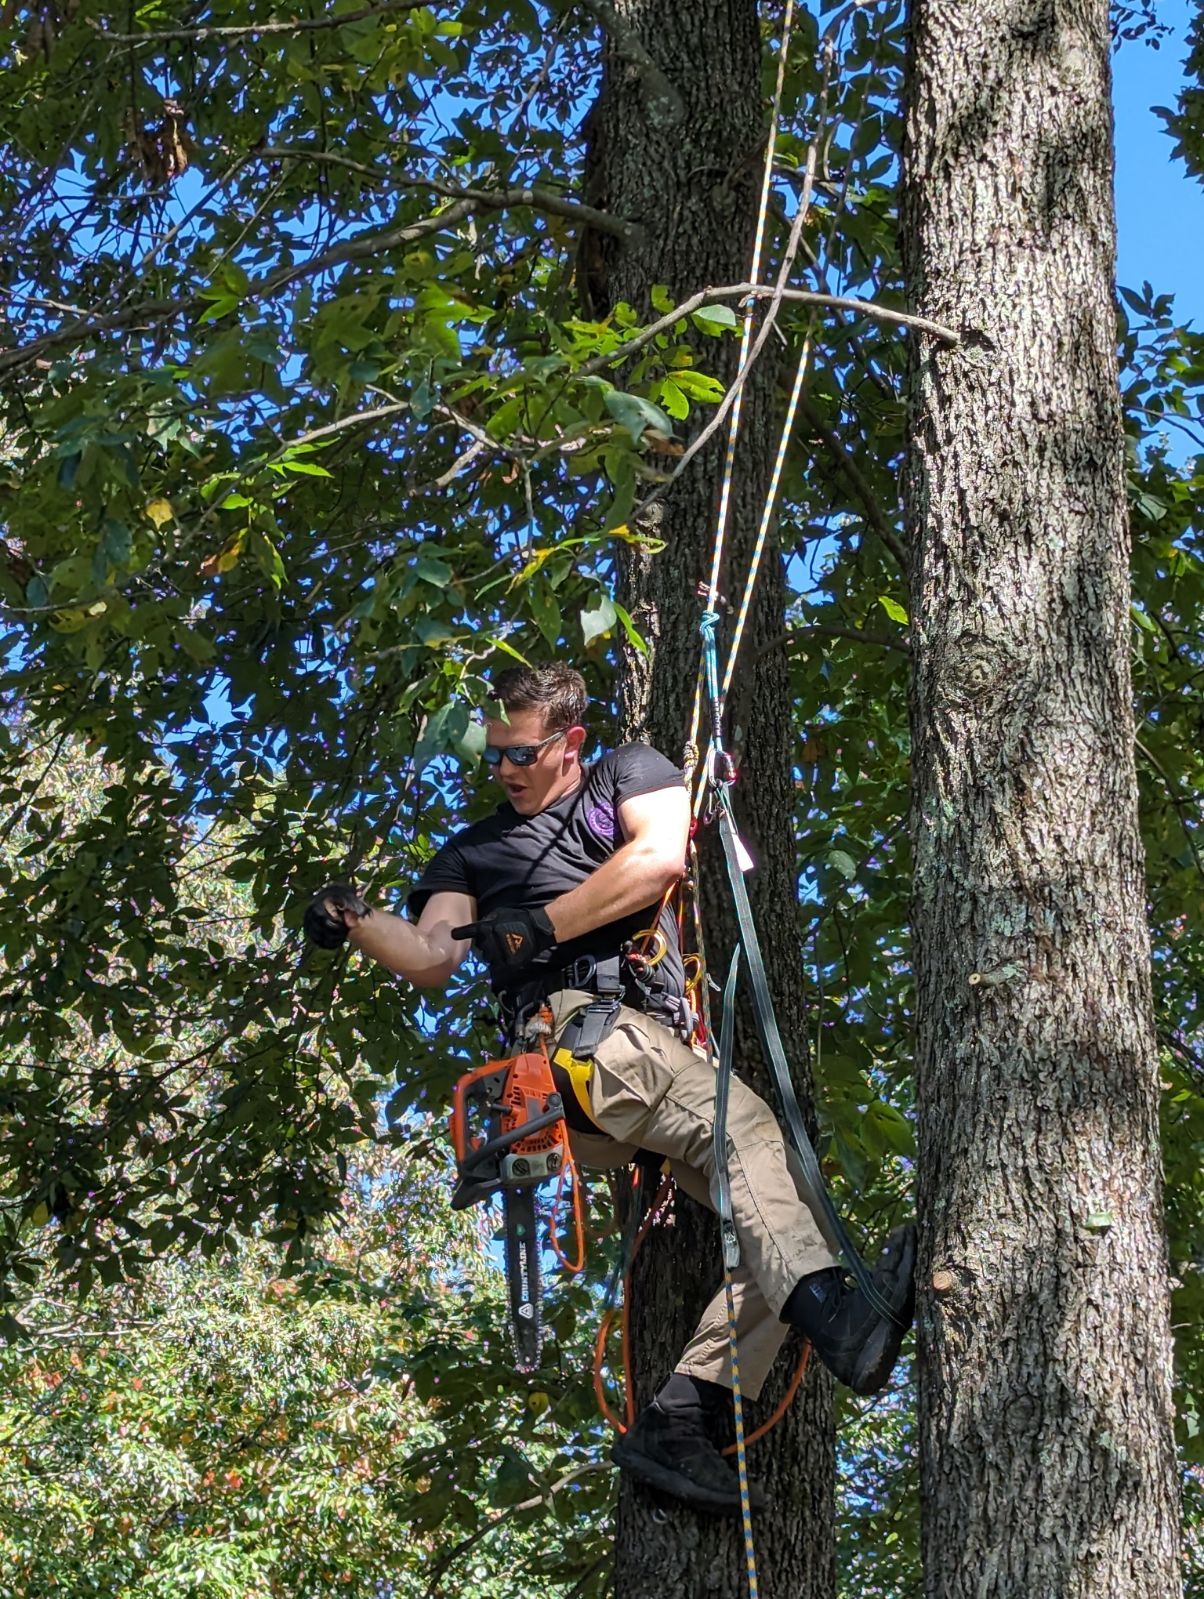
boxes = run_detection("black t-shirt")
[408,743,687,1011]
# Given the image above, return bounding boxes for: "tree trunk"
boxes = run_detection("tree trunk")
[901,0,1182,1591]
[584,3,837,1597]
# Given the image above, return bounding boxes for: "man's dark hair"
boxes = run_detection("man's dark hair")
[490,663,588,732]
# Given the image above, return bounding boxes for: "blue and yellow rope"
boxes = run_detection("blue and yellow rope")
[725,1269,760,1597]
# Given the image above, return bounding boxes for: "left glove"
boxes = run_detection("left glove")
[451,905,557,973]
[304,882,370,949]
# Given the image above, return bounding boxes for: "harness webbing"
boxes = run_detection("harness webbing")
[715,783,899,1323]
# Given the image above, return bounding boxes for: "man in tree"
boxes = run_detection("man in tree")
[305,662,916,1515]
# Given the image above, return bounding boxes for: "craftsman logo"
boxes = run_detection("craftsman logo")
[585,799,616,841]
[505,931,524,955]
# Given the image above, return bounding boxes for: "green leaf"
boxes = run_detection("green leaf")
[452,718,486,761]
[656,379,690,421]
[603,390,675,445]
[415,553,453,586]
[527,582,561,648]
[877,595,909,624]
[670,369,725,403]
[613,602,649,655]
[691,303,740,334]
[828,848,857,880]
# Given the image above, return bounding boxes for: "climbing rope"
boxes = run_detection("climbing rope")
[721,333,812,714]
[714,947,758,1592]
[686,0,798,794]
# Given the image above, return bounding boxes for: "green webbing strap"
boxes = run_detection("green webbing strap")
[715,944,758,1596]
[713,946,742,1272]
[715,784,901,1326]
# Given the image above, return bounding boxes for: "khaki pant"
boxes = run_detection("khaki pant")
[548,992,839,1401]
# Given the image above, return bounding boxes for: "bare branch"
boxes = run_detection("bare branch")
[100,0,439,45]
[572,281,961,384]
[257,150,639,239]
[421,1464,605,1598]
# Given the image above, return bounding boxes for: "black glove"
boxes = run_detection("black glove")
[451,905,557,974]
[303,882,370,949]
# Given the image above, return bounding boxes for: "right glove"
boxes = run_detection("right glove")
[450,904,557,974]
[303,883,370,949]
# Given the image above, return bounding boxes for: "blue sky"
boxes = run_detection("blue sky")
[1114,0,1203,324]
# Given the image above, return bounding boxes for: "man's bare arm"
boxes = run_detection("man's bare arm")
[340,889,476,986]
[544,785,689,942]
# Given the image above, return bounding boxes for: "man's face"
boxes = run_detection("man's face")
[482,707,586,816]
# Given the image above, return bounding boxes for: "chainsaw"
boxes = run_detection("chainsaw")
[450,1042,581,1372]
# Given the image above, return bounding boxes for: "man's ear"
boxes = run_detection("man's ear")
[564,724,587,761]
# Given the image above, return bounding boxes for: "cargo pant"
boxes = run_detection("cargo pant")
[548,991,840,1400]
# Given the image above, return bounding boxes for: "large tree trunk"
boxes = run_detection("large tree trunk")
[901,0,1182,1592]
[585,3,836,1597]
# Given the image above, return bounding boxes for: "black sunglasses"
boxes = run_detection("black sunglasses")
[482,729,566,768]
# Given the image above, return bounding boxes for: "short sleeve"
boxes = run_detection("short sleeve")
[407,837,473,920]
[607,743,684,805]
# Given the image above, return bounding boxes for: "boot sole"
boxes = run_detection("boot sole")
[610,1438,761,1517]
[849,1222,917,1396]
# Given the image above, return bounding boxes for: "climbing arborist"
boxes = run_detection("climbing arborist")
[304,662,916,1516]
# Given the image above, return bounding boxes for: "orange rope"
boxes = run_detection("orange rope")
[723,1341,811,1454]
[548,1146,586,1274]
[591,1173,811,1447]
[593,1174,673,1433]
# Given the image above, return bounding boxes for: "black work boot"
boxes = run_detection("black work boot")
[611,1373,767,1516]
[782,1223,917,1396]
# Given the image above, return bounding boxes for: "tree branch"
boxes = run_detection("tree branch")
[572,281,961,385]
[100,0,439,44]
[0,181,639,379]
[257,150,639,239]
[794,389,910,575]
[761,622,911,660]
[421,1464,604,1597]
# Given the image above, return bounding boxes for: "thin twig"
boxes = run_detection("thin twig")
[421,1464,604,1597]
[1136,734,1204,883]
[794,388,910,574]
[760,622,911,660]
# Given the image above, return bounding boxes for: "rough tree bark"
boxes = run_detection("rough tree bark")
[584,3,837,1597]
[901,0,1182,1591]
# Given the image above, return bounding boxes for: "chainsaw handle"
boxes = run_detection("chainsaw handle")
[450,1061,507,1164]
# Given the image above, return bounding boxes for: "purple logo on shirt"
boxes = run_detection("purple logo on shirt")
[585,799,616,841]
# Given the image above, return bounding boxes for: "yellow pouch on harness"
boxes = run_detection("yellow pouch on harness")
[552,1046,595,1128]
